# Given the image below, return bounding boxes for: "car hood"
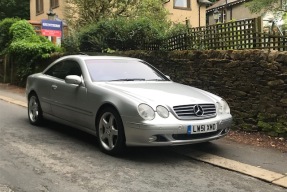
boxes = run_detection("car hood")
[99,82,221,107]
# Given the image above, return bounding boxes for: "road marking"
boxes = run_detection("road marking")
[176,149,287,189]
[1,94,286,189]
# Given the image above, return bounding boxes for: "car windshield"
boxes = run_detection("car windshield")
[85,59,168,82]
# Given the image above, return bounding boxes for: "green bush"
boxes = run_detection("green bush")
[62,32,80,53]
[165,23,190,37]
[9,20,35,41]
[78,17,171,52]
[8,20,61,59]
[7,20,61,84]
[0,18,20,54]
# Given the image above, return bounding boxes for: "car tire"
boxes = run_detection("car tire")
[28,93,43,125]
[96,107,126,155]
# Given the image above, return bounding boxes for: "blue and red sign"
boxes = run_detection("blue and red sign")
[41,20,63,37]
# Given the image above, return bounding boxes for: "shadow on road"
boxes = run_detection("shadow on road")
[23,118,204,163]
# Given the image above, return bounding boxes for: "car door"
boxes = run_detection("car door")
[47,59,92,128]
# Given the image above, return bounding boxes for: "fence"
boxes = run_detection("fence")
[144,18,287,51]
[0,55,18,84]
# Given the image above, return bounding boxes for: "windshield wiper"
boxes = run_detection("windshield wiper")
[110,78,146,81]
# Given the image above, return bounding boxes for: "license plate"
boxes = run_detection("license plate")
[187,124,217,134]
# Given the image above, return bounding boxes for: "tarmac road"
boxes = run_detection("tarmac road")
[0,99,286,192]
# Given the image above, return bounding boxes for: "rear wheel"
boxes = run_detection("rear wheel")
[28,93,43,125]
[96,107,126,155]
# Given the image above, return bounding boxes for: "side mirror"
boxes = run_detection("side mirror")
[65,75,82,85]
[165,75,171,80]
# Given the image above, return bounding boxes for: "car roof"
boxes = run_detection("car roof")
[44,55,143,73]
[60,55,141,61]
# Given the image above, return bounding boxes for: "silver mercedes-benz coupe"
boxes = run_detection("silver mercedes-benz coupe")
[26,55,232,155]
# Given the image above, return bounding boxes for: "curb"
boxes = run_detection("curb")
[0,94,286,189]
[0,95,27,108]
[175,149,287,189]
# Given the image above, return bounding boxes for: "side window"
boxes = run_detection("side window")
[64,60,82,77]
[45,62,67,79]
[45,60,82,79]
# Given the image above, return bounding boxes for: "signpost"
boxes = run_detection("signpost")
[41,19,63,38]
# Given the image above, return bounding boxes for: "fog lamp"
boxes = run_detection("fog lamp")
[149,136,157,142]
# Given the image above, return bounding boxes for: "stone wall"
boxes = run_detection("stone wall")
[120,50,287,137]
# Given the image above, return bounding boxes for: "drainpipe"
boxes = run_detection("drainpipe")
[199,4,201,27]
[224,0,227,23]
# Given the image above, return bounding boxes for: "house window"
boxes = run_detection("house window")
[218,10,227,23]
[50,0,59,9]
[36,0,44,15]
[174,0,191,9]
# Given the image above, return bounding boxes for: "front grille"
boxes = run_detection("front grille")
[172,130,221,140]
[173,104,216,120]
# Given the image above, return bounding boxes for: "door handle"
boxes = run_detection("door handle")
[51,85,57,90]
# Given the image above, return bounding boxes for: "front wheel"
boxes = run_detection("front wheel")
[28,93,43,125]
[96,107,126,155]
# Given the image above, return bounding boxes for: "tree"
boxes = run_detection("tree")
[65,0,137,29]
[64,0,169,30]
[245,0,282,13]
[0,0,29,20]
[130,0,168,21]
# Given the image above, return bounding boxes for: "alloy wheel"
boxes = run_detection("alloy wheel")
[98,112,119,151]
[29,95,40,123]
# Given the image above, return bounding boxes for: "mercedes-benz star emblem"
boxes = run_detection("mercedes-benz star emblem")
[194,105,204,116]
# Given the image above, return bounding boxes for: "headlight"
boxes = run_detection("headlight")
[156,105,169,118]
[217,99,230,114]
[138,104,155,120]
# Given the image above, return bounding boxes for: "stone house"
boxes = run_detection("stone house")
[30,0,212,27]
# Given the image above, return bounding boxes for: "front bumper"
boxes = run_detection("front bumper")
[123,116,233,146]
